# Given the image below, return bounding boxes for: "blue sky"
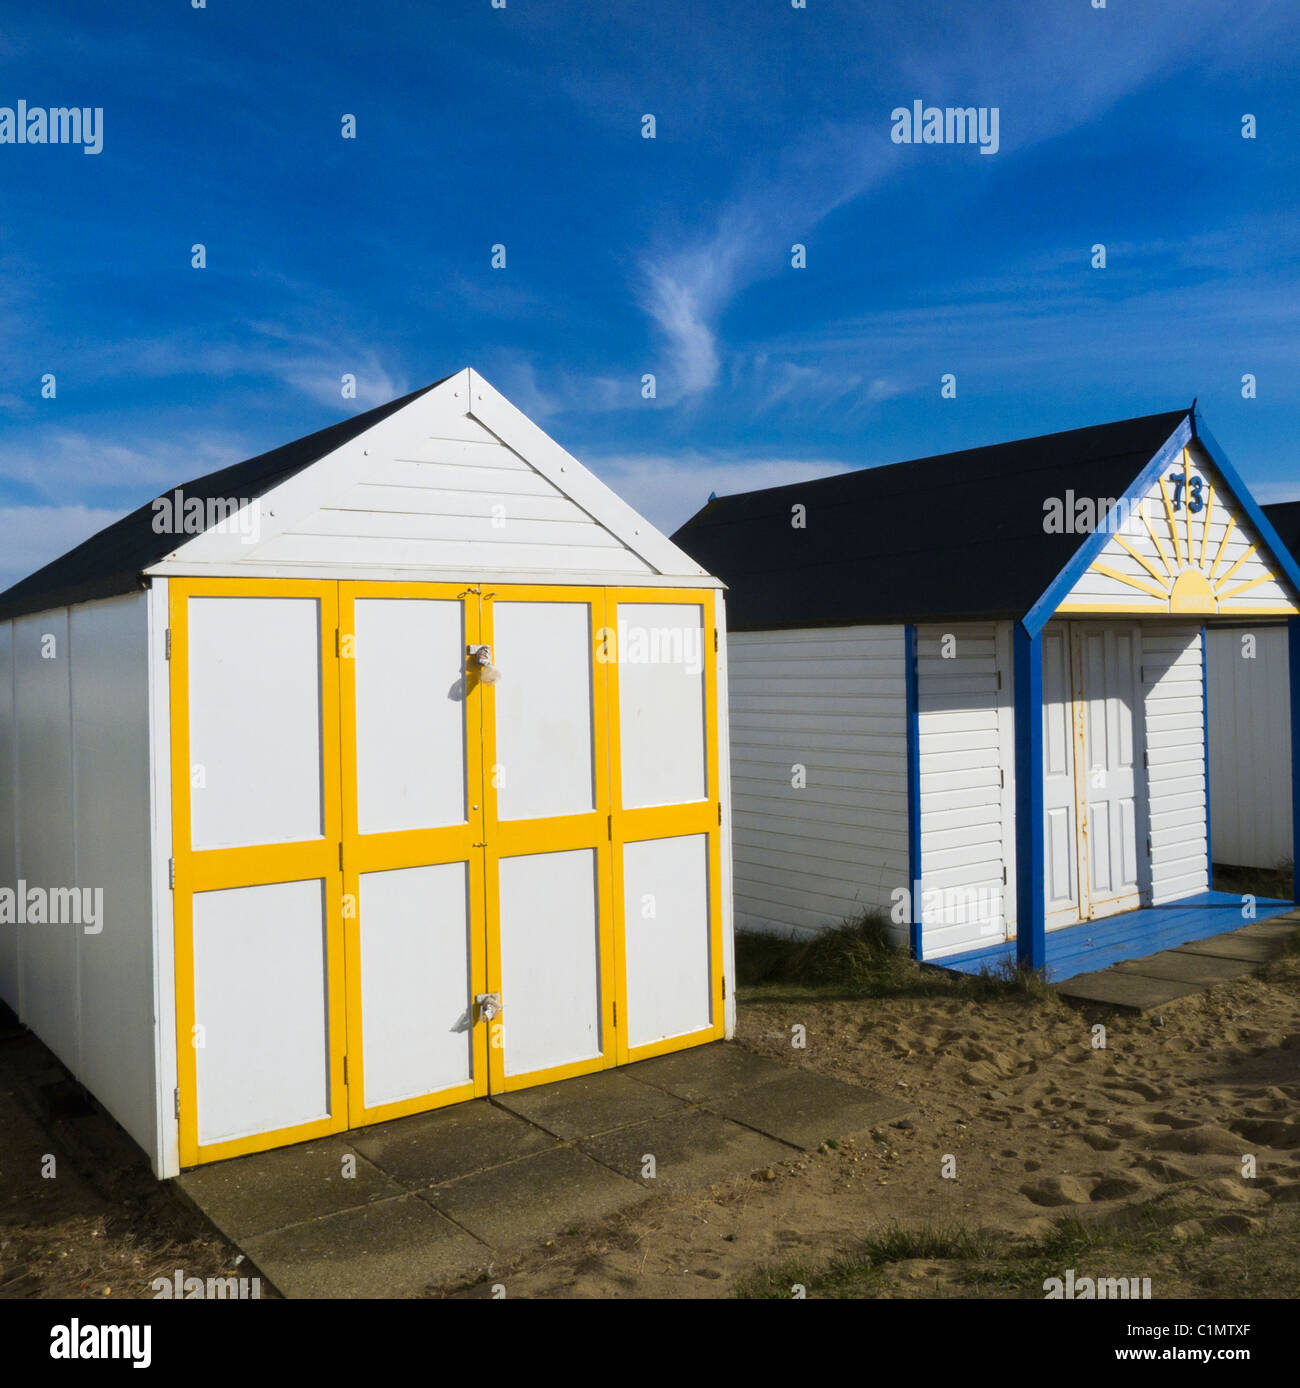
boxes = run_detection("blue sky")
[1,0,1298,584]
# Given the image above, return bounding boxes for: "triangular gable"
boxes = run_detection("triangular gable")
[1027,416,1300,631]
[146,369,714,584]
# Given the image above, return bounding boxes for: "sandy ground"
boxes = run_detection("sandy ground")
[4,952,1299,1300]
[0,1028,248,1300]
[445,952,1300,1298]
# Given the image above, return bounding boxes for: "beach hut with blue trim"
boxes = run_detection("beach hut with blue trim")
[673,407,1300,980]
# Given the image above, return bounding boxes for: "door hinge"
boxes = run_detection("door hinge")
[168,858,175,890]
[1143,749,1150,769]
[612,1000,618,1027]
[608,813,613,840]
[1002,864,1008,885]
[342,1055,348,1085]
[994,671,1002,690]
[718,801,722,825]
[334,628,341,657]
[339,842,344,871]
[714,628,719,652]
[173,1087,180,1119]
[721,976,727,1000]
[998,768,1005,789]
[164,628,172,660]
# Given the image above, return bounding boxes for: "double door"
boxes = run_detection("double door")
[170,578,723,1167]
[1041,621,1148,927]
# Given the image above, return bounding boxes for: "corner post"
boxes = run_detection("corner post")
[1290,618,1300,905]
[1014,622,1046,971]
[904,624,923,959]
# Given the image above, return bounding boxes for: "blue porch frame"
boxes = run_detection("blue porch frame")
[940,890,1294,983]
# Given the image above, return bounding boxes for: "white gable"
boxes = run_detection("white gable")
[147,369,716,586]
[1057,443,1298,618]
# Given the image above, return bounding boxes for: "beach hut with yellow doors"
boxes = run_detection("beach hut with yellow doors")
[0,369,733,1177]
[673,407,1300,980]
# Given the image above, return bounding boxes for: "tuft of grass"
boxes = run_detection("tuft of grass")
[1213,859,1294,903]
[735,916,1059,1005]
[735,1221,998,1299]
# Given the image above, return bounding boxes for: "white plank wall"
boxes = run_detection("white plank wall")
[1206,626,1292,868]
[3,596,161,1164]
[916,622,1016,957]
[1141,625,1209,902]
[728,625,909,943]
[0,620,15,1011]
[240,414,654,576]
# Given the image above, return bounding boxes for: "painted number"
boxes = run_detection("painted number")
[1167,472,1204,513]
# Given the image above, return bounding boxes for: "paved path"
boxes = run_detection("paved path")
[176,1043,906,1297]
[1054,912,1300,1012]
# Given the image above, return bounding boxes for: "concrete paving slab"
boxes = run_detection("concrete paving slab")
[579,1107,792,1190]
[1235,918,1300,940]
[242,1194,486,1298]
[1114,952,1255,986]
[350,1098,556,1189]
[623,1042,798,1102]
[1054,969,1203,1011]
[1173,934,1278,963]
[490,1070,687,1139]
[700,1068,908,1150]
[176,1137,404,1240]
[421,1144,644,1250]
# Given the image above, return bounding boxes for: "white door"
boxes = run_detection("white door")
[1072,624,1145,918]
[482,592,614,1090]
[1042,624,1081,927]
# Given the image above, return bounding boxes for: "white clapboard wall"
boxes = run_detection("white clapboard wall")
[1141,625,1209,902]
[916,621,1017,958]
[1206,626,1292,868]
[727,625,909,942]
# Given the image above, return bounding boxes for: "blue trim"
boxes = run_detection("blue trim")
[904,624,923,959]
[939,891,1293,983]
[1192,415,1300,603]
[1290,618,1300,905]
[1013,622,1046,971]
[1202,625,1213,887]
[1022,414,1194,638]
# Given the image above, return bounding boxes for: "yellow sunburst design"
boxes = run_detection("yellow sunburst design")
[1083,449,1280,615]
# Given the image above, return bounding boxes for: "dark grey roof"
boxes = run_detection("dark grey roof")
[671,409,1192,630]
[1264,500,1300,562]
[0,378,447,621]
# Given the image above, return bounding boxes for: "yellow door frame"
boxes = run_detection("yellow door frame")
[171,575,725,1165]
[170,577,348,1168]
[478,585,619,1092]
[337,581,490,1127]
[606,588,727,1064]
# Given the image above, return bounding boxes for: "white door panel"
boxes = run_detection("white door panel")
[493,602,595,820]
[498,849,602,1076]
[193,879,330,1145]
[188,597,324,849]
[359,863,474,1108]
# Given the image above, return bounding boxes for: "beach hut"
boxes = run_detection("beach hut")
[1204,500,1300,869]
[0,368,733,1177]
[673,407,1300,980]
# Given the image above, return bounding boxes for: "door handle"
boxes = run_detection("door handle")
[476,993,501,1022]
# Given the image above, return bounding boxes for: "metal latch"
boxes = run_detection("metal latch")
[476,993,501,1022]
